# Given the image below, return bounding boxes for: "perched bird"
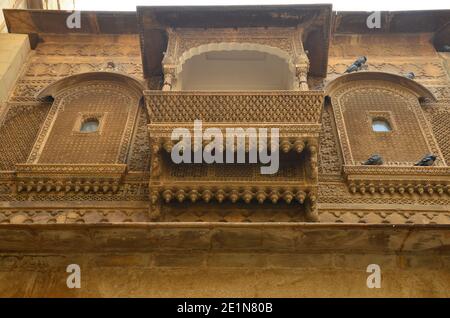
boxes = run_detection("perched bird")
[354,56,368,67]
[405,72,415,80]
[414,154,437,167]
[442,45,450,52]
[345,63,359,73]
[362,154,384,166]
[345,56,368,73]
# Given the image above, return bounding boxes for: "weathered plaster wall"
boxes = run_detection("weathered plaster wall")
[0,0,27,33]
[0,251,448,297]
[0,33,29,116]
[0,224,447,298]
[439,52,450,85]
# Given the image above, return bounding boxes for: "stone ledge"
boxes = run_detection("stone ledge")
[0,223,448,253]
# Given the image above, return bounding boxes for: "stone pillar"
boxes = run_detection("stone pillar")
[162,68,175,91]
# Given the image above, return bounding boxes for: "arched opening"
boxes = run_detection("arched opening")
[174,43,295,91]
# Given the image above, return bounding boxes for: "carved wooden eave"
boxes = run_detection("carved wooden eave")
[14,164,127,194]
[344,165,450,197]
[136,5,333,78]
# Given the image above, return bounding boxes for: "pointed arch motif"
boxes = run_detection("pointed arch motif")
[36,72,145,101]
[325,72,436,102]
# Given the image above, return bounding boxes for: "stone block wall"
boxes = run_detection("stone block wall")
[0,33,29,116]
[0,251,448,297]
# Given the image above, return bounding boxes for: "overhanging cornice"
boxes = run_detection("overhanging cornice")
[136,5,333,78]
[333,10,450,35]
[3,9,138,34]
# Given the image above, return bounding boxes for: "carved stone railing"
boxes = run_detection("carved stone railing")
[145,91,324,222]
[145,91,323,123]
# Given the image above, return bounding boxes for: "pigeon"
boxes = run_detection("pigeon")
[354,56,368,67]
[442,45,450,52]
[414,154,437,167]
[362,154,384,166]
[345,56,367,73]
[405,72,415,80]
[345,64,360,73]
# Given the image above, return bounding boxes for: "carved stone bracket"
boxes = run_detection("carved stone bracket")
[344,165,450,196]
[14,164,127,195]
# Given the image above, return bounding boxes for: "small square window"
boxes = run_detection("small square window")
[372,119,392,132]
[367,111,395,133]
[72,113,106,135]
[80,118,100,133]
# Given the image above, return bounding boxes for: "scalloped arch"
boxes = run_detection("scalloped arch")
[174,42,296,76]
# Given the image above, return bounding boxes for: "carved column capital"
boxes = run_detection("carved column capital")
[162,67,176,91]
[295,55,310,91]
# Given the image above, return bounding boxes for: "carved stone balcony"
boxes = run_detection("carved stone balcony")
[145,91,324,222]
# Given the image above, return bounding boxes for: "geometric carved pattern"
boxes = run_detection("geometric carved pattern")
[127,105,151,171]
[318,106,342,176]
[426,107,450,164]
[169,28,305,63]
[163,27,307,75]
[0,30,449,227]
[146,91,323,123]
[328,61,449,83]
[0,103,51,170]
[146,91,324,222]
[28,82,141,164]
[330,80,445,166]
[319,210,450,225]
